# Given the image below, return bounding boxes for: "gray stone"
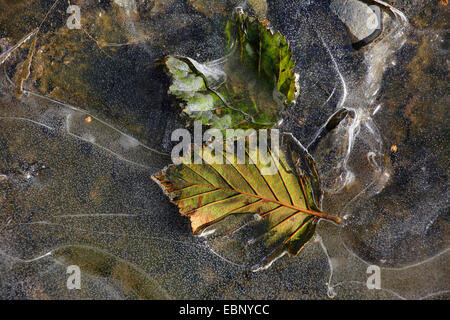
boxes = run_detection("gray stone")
[330,0,380,41]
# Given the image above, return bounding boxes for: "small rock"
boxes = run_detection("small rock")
[330,0,381,41]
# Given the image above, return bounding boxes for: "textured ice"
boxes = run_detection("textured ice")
[0,0,448,299]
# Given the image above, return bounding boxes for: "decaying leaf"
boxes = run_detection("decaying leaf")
[152,134,341,269]
[13,33,38,96]
[165,13,299,132]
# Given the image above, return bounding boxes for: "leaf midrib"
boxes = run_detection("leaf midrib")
[177,179,341,224]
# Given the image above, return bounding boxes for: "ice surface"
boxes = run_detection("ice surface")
[0,0,448,299]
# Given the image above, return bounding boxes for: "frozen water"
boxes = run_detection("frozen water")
[0,0,448,299]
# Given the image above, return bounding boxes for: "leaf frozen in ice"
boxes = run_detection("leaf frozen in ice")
[152,134,341,269]
[165,13,299,132]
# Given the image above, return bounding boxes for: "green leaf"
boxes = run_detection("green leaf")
[152,134,341,268]
[165,13,299,132]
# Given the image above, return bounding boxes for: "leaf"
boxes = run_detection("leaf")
[13,33,38,96]
[152,134,341,268]
[165,13,299,132]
